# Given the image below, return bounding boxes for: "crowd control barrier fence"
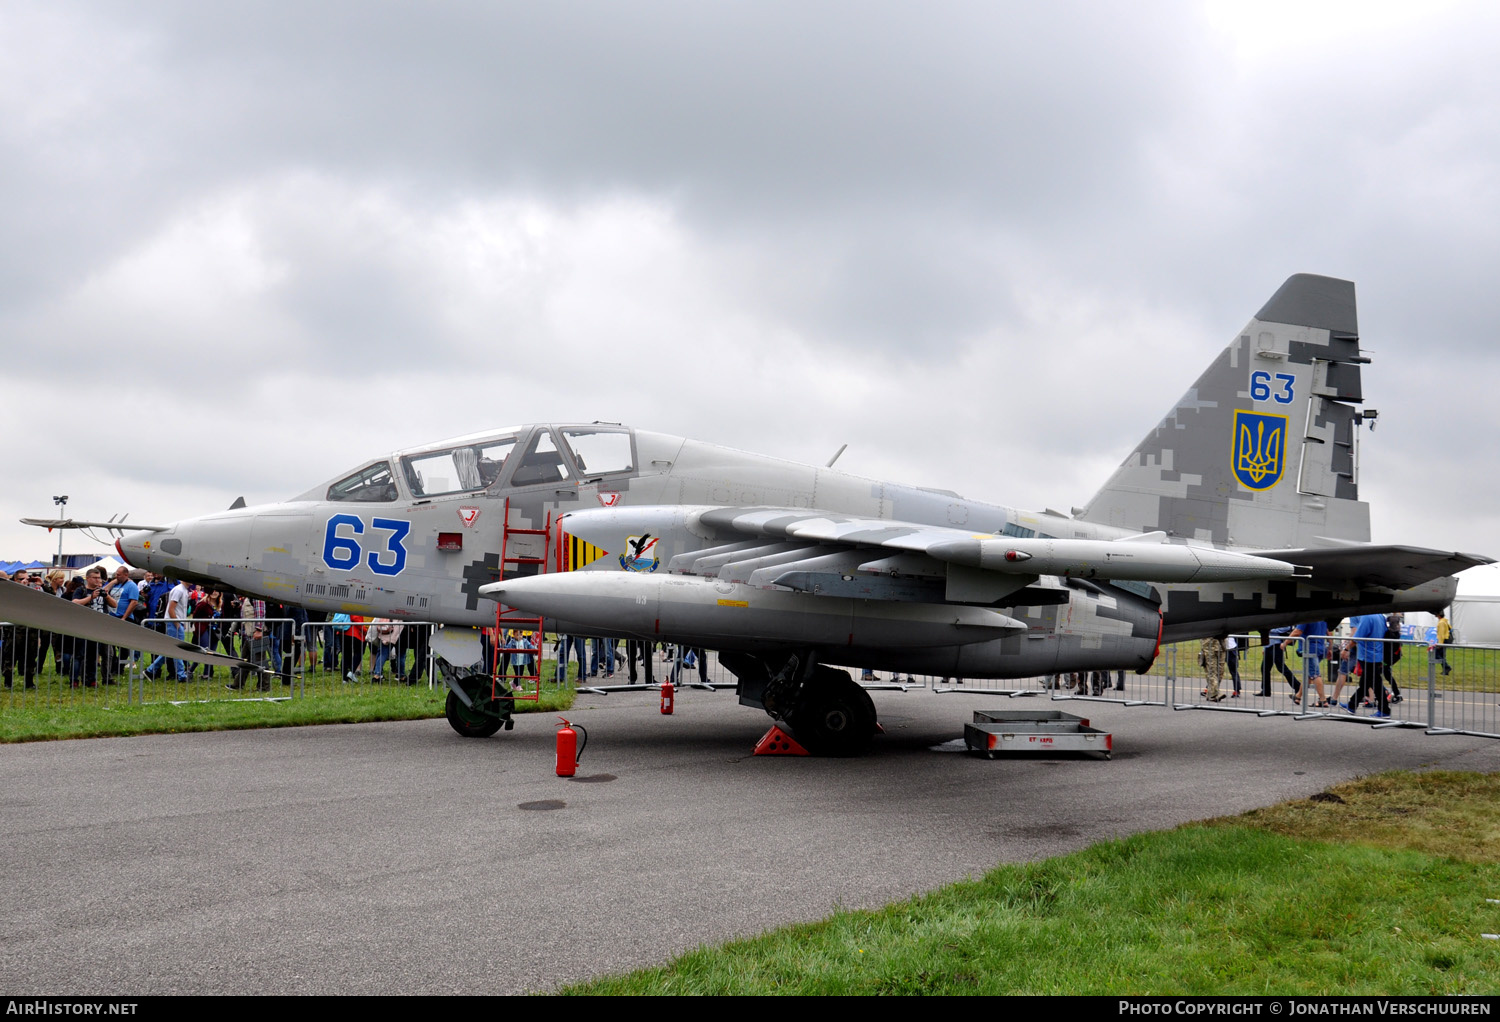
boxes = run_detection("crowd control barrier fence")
[4,618,1494,741]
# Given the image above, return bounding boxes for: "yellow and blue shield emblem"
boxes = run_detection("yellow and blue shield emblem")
[1232,411,1287,490]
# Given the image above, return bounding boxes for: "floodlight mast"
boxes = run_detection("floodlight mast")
[51,495,67,568]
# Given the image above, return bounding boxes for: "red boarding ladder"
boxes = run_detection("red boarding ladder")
[492,497,550,703]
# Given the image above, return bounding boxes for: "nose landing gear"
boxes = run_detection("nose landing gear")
[443,672,514,738]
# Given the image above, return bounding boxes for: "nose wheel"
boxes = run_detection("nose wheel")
[444,673,512,738]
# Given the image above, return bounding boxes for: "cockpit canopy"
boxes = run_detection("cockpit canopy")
[404,436,518,497]
[311,425,635,503]
[326,462,400,503]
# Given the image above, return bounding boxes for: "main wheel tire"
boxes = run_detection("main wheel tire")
[787,668,877,756]
[445,674,504,738]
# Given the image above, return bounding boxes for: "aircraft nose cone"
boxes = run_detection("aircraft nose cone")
[117,530,153,568]
[117,524,189,574]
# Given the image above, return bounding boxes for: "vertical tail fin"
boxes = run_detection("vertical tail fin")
[1077,274,1371,550]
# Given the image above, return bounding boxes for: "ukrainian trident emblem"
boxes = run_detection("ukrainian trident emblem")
[1232,411,1287,490]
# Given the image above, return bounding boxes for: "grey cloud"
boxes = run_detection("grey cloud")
[5,2,1191,309]
[130,1,1185,206]
[3,0,1499,562]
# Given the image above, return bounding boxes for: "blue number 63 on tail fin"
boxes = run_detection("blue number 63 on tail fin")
[1250,369,1295,404]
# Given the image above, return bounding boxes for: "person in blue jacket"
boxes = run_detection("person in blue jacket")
[1348,613,1391,717]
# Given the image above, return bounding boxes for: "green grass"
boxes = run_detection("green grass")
[0,661,578,742]
[563,771,1500,995]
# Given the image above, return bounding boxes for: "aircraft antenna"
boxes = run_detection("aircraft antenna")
[825,444,848,469]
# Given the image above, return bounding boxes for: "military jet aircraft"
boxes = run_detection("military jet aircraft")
[11,274,1490,754]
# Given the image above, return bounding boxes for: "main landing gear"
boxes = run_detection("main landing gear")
[784,667,877,757]
[721,651,879,757]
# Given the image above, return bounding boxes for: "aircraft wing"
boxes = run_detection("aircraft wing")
[1251,544,1494,591]
[0,580,256,670]
[565,505,1306,588]
[693,507,1305,583]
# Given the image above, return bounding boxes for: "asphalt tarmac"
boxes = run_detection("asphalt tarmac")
[3,686,1498,995]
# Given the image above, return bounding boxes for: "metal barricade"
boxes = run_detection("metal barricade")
[562,640,737,692]
[1046,656,1172,707]
[123,616,446,701]
[927,655,1173,706]
[8,612,1494,742]
[299,619,439,693]
[0,616,300,708]
[1135,633,1499,740]
[0,614,452,710]
[126,616,297,704]
[1423,641,1500,739]
[0,622,138,709]
[1159,634,1318,717]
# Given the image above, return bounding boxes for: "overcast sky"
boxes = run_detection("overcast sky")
[3,0,1497,588]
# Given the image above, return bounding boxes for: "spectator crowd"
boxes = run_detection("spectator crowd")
[0,565,439,691]
[2,565,709,693]
[1197,610,1456,717]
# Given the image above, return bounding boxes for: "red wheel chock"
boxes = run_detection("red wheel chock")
[753,725,809,756]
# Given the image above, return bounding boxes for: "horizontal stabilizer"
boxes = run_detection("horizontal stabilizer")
[0,580,254,670]
[1253,545,1493,590]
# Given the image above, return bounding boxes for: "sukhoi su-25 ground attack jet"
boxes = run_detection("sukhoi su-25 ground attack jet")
[11,274,1490,754]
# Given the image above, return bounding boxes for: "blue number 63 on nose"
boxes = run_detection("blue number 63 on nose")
[322,514,410,575]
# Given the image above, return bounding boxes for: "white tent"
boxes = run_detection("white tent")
[1452,596,1500,647]
[71,556,125,577]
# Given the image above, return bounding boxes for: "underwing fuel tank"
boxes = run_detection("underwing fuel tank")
[480,572,1028,651]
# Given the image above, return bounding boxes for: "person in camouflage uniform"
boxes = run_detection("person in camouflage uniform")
[1201,635,1227,702]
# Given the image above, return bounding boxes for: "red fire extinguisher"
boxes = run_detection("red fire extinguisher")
[660,678,675,715]
[555,716,586,777]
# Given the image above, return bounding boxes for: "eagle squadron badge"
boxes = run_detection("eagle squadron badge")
[620,534,659,573]
[1232,410,1287,491]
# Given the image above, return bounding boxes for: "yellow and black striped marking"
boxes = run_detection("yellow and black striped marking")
[565,533,610,571]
